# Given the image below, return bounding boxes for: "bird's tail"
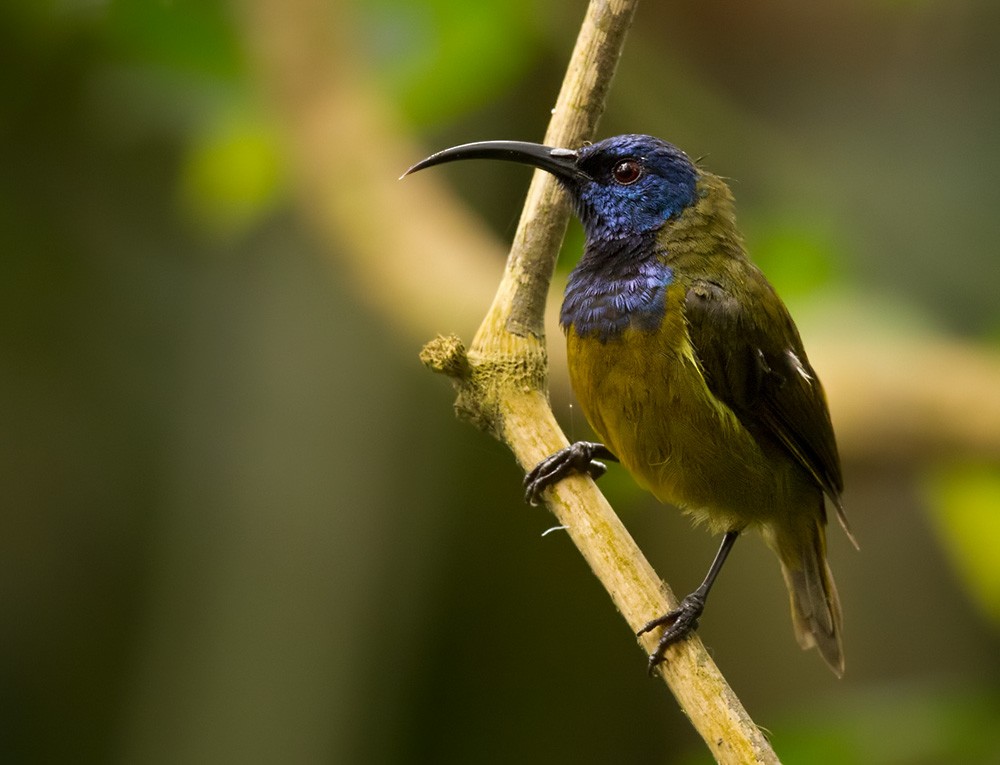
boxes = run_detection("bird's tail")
[771,516,844,677]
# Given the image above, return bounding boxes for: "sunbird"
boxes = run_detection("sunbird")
[404,134,856,675]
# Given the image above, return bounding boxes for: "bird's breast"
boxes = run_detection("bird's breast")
[564,280,783,530]
[564,279,704,447]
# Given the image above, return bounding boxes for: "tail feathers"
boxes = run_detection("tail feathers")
[832,497,860,551]
[776,522,845,677]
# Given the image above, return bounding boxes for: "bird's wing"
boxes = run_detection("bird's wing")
[683,273,852,539]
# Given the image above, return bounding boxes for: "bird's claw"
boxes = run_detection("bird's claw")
[637,591,706,675]
[523,441,613,505]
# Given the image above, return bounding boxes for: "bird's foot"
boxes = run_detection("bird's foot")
[636,591,706,676]
[523,441,616,505]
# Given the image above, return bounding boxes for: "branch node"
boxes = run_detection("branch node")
[423,336,548,440]
[420,334,470,379]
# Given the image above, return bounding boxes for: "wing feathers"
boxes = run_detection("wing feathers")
[684,274,848,523]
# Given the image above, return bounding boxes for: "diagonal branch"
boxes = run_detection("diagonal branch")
[420,1,781,762]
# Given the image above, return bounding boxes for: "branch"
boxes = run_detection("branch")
[421,2,780,762]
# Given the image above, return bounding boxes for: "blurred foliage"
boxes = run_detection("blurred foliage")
[1,0,999,763]
[766,682,1000,765]
[179,110,285,239]
[749,216,844,301]
[106,0,243,78]
[361,0,543,126]
[926,463,1000,625]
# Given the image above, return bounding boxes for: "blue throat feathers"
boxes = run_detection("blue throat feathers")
[560,231,674,343]
[561,136,699,343]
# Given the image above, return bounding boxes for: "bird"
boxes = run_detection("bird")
[403,134,856,676]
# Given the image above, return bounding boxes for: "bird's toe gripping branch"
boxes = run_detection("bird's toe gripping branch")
[637,592,707,675]
[523,441,619,505]
[637,530,739,675]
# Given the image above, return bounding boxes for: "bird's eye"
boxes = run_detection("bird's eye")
[612,159,642,185]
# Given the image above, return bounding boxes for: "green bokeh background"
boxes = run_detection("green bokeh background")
[2,1,999,763]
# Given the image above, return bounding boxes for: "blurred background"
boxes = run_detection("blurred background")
[2,0,1000,762]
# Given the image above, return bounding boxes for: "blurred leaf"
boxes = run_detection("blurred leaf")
[748,216,843,299]
[780,683,1000,765]
[361,0,541,126]
[106,0,243,79]
[925,462,1000,626]
[682,682,1000,764]
[178,110,285,239]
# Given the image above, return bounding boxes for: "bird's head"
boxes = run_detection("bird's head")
[403,134,699,241]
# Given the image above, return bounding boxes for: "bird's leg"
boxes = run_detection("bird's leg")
[638,531,739,675]
[523,441,618,505]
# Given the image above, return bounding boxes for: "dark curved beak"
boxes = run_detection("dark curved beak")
[401,140,587,184]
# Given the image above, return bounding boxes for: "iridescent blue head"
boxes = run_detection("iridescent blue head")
[403,133,699,242]
[572,134,698,240]
[404,135,700,340]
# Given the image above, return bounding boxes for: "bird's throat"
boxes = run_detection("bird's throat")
[560,233,672,342]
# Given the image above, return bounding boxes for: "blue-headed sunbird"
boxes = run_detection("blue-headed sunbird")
[405,135,856,676]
